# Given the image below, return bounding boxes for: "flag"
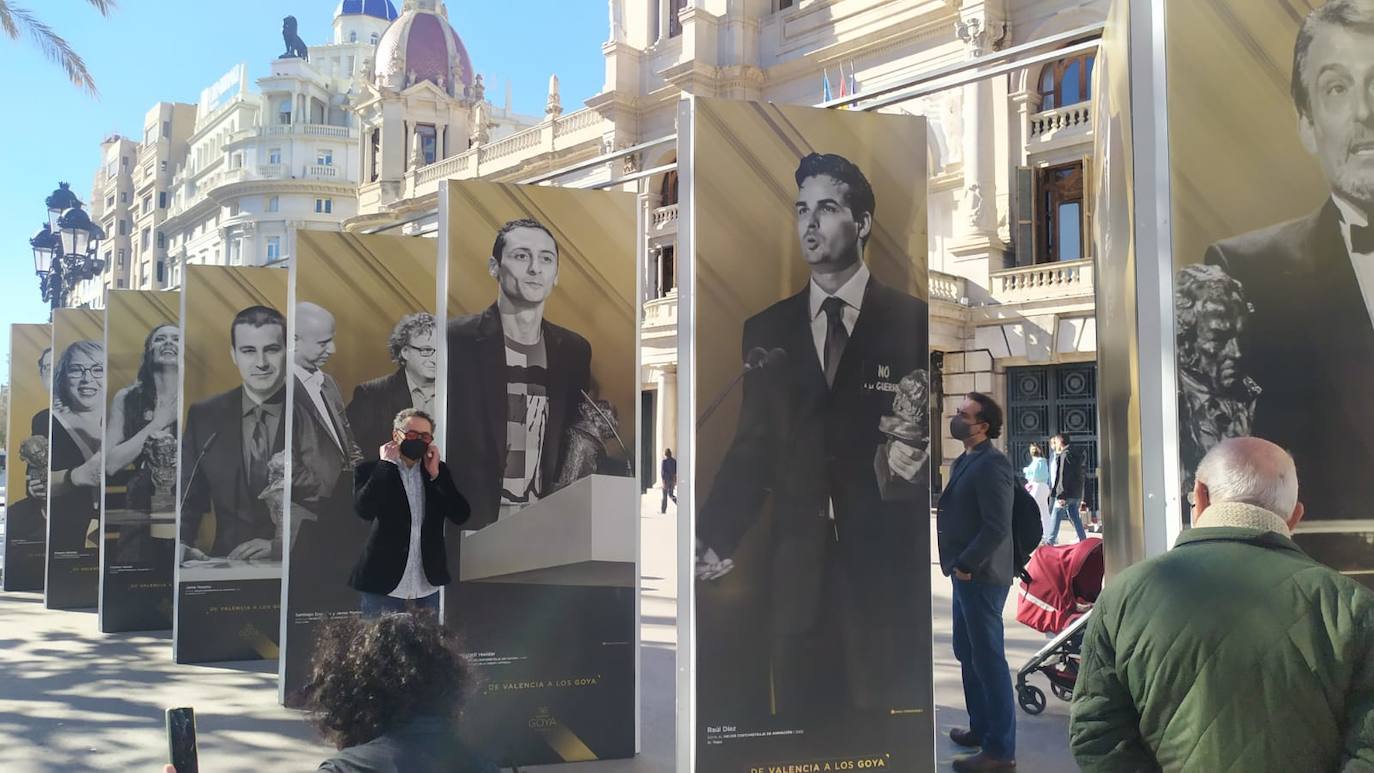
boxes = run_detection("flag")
[848,61,858,97]
[822,67,833,102]
[837,63,849,100]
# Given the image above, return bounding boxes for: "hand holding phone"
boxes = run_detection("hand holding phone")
[166,707,199,773]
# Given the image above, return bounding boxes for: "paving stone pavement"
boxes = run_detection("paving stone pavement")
[0,495,1082,772]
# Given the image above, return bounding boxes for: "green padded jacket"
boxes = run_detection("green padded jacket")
[1069,522,1374,772]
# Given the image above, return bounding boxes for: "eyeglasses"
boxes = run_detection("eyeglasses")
[66,364,104,379]
[400,430,433,443]
[406,344,437,358]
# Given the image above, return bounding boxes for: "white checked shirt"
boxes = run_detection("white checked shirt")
[388,458,438,600]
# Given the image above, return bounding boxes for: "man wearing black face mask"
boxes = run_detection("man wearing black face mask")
[936,392,1016,772]
[349,409,470,618]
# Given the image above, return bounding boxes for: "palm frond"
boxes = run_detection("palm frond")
[3,4,98,96]
[82,0,117,17]
[0,3,21,40]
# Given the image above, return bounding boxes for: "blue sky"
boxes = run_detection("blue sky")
[0,0,605,374]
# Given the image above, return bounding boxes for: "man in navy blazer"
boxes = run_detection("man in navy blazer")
[936,392,1016,771]
[695,152,929,719]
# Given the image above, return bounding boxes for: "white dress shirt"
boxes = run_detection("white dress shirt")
[808,261,870,365]
[294,364,342,450]
[807,262,869,525]
[1333,195,1374,328]
[388,458,439,600]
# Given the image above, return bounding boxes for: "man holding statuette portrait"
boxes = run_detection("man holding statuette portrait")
[696,152,929,718]
[1199,0,1374,523]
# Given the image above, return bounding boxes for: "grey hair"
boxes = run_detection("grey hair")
[1291,0,1374,118]
[1194,437,1299,518]
[392,408,435,433]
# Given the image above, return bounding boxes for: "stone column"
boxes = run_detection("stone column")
[951,12,1008,259]
[655,367,678,464]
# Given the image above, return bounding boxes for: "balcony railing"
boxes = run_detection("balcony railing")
[1028,102,1092,141]
[305,164,339,178]
[929,270,967,304]
[643,292,677,329]
[990,258,1095,304]
[651,204,679,229]
[410,107,605,189]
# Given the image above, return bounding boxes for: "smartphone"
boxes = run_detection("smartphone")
[166,706,199,773]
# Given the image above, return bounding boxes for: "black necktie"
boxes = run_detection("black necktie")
[248,406,271,496]
[821,296,849,388]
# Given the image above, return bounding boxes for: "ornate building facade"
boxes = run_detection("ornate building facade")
[78,0,1107,493]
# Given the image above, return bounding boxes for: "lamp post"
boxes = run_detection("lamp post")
[31,182,106,311]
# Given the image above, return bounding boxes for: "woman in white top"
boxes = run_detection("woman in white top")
[1022,442,1053,544]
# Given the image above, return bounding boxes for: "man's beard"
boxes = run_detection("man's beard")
[1334,166,1374,211]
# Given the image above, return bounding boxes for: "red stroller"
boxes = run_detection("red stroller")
[1013,537,1105,714]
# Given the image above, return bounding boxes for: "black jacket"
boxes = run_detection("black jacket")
[936,440,1015,586]
[444,304,591,530]
[1205,200,1374,523]
[699,277,929,635]
[180,386,291,557]
[317,715,498,773]
[346,368,414,462]
[349,460,470,595]
[1050,446,1086,501]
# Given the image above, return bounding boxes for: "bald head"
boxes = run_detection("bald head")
[295,302,337,371]
[1194,437,1301,525]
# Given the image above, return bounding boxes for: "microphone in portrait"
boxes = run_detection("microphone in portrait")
[698,346,789,429]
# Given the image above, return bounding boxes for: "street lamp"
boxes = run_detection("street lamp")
[33,182,105,310]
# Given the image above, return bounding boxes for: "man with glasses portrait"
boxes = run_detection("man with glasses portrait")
[347,312,438,461]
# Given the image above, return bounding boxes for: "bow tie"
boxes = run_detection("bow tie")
[1353,220,1373,255]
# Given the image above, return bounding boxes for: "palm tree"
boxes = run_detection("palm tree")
[0,0,116,97]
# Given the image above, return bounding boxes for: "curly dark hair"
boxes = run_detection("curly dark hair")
[304,613,476,749]
[966,391,1004,440]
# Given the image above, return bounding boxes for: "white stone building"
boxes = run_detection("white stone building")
[75,0,1107,495]
[75,135,139,308]
[346,0,1107,497]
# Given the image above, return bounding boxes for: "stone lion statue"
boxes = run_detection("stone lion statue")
[281,16,309,61]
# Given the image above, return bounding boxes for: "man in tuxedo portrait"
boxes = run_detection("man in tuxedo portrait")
[347,312,437,460]
[1202,0,1374,525]
[694,152,929,719]
[446,218,591,531]
[291,302,363,566]
[180,305,293,563]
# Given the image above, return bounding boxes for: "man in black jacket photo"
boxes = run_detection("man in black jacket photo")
[1046,432,1087,545]
[445,218,591,530]
[695,152,929,719]
[350,409,470,617]
[347,313,437,460]
[936,392,1016,772]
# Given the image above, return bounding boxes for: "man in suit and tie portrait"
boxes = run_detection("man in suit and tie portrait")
[446,218,591,531]
[347,312,437,461]
[1200,0,1374,526]
[291,302,364,569]
[694,152,929,720]
[180,305,297,563]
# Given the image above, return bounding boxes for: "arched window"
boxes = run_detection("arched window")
[349,31,358,43]
[1038,53,1095,111]
[370,32,379,46]
[660,170,679,206]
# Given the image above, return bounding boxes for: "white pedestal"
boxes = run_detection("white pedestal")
[459,474,637,586]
